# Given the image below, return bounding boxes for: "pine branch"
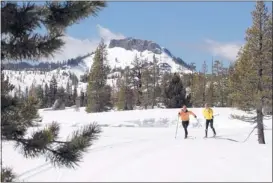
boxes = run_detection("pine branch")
[1,2,42,36]
[43,1,106,33]
[1,1,106,61]
[1,167,16,182]
[46,123,101,168]
[7,122,101,169]
[2,32,64,61]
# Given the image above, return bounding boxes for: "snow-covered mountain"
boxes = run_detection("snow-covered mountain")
[3,37,194,95]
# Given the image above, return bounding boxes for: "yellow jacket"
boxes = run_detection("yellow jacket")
[203,108,213,120]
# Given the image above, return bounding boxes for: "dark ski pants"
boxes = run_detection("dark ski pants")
[205,119,216,137]
[182,121,189,138]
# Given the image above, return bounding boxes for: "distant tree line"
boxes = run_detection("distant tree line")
[2,53,93,71]
[13,74,87,109]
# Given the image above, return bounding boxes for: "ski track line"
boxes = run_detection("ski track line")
[18,164,53,182]
[90,139,175,181]
[16,163,51,180]
[89,137,161,153]
[19,137,163,181]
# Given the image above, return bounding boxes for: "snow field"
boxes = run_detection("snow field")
[2,107,272,182]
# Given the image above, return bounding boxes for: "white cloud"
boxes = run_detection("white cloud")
[96,24,125,42]
[43,25,125,62]
[203,39,243,62]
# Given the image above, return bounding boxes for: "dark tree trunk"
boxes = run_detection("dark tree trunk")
[256,14,265,144]
[257,107,265,144]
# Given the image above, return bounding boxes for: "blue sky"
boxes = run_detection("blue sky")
[58,1,272,72]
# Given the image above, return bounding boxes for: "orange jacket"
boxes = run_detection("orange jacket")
[178,109,196,121]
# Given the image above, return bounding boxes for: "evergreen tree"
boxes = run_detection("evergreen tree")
[150,55,160,108]
[25,86,29,99]
[142,64,153,109]
[70,73,79,86]
[65,81,74,107]
[201,61,208,106]
[212,60,227,107]
[163,73,188,108]
[86,40,112,112]
[73,85,78,105]
[131,55,146,106]
[49,75,58,106]
[18,85,22,99]
[66,80,72,95]
[117,67,134,110]
[44,83,50,108]
[190,73,206,107]
[35,85,45,108]
[80,90,85,107]
[1,1,106,181]
[57,86,66,103]
[229,2,272,144]
[29,82,37,99]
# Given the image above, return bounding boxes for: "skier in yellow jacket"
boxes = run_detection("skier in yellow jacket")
[203,103,216,138]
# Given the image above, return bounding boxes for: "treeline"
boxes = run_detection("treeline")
[10,44,235,111]
[190,60,231,107]
[84,40,234,113]
[13,75,87,109]
[2,53,93,71]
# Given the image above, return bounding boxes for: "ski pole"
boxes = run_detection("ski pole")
[175,116,179,139]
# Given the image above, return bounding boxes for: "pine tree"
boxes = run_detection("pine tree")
[29,81,37,99]
[66,80,72,96]
[131,55,146,106]
[80,90,85,107]
[117,67,134,110]
[44,83,50,108]
[190,72,206,107]
[65,81,74,107]
[142,63,152,109]
[49,75,58,106]
[73,85,78,105]
[35,85,45,108]
[18,85,22,99]
[57,86,66,104]
[205,78,214,106]
[201,61,208,106]
[86,40,112,112]
[229,2,272,144]
[1,1,106,181]
[163,73,188,108]
[25,86,29,99]
[151,55,160,108]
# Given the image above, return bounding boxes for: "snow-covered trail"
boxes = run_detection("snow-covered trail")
[2,108,272,182]
[3,127,272,182]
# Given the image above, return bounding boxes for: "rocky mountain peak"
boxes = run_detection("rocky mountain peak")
[109,37,162,54]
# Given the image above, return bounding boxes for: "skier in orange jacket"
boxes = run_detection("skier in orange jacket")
[178,105,197,139]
